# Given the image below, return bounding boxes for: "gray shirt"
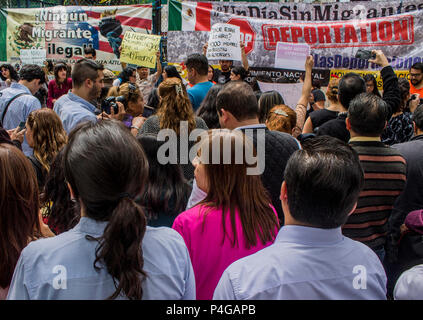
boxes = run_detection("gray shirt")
[7,217,196,300]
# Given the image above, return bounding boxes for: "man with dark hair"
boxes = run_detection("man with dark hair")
[310,78,326,110]
[215,81,300,222]
[213,136,387,299]
[185,53,214,111]
[409,62,423,96]
[317,50,400,142]
[83,46,97,60]
[344,92,406,263]
[0,64,45,155]
[54,59,104,133]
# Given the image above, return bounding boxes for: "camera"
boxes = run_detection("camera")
[355,49,376,60]
[101,95,126,114]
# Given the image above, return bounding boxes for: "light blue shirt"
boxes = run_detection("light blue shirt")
[7,217,196,300]
[0,82,41,156]
[187,81,214,111]
[213,225,387,300]
[53,92,98,134]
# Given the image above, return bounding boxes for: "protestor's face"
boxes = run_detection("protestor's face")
[84,54,95,60]
[25,122,34,148]
[219,60,232,72]
[208,67,214,81]
[129,71,136,84]
[90,70,104,99]
[230,72,240,81]
[58,68,67,82]
[1,68,10,79]
[366,80,375,93]
[410,68,423,86]
[137,68,149,80]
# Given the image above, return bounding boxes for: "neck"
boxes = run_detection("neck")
[72,87,91,102]
[234,117,260,129]
[18,80,33,93]
[192,75,209,86]
[328,102,346,112]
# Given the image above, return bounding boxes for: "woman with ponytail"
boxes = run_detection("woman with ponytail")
[138,77,208,181]
[302,78,345,134]
[7,120,195,300]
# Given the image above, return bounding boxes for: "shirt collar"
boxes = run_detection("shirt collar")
[67,92,97,113]
[275,225,344,246]
[235,123,267,131]
[73,217,108,236]
[349,136,381,142]
[10,82,32,95]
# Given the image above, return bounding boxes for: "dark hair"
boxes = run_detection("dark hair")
[54,62,68,84]
[216,81,259,121]
[136,134,191,223]
[0,63,19,81]
[284,136,364,228]
[19,64,46,85]
[63,120,149,300]
[116,67,136,85]
[34,85,48,107]
[231,66,249,81]
[412,104,423,130]
[163,65,182,80]
[338,73,366,109]
[411,62,423,73]
[398,78,411,112]
[251,74,273,92]
[185,53,209,76]
[72,59,104,88]
[0,143,41,288]
[84,46,96,57]
[196,84,224,129]
[40,149,79,235]
[258,91,285,123]
[348,92,389,136]
[45,60,54,73]
[146,87,160,110]
[363,74,381,98]
[312,78,321,89]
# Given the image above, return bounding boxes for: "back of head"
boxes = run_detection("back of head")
[19,64,46,85]
[258,90,284,123]
[412,104,423,131]
[0,143,40,288]
[63,120,149,300]
[84,46,96,58]
[284,136,364,228]
[348,92,388,136]
[338,73,366,109]
[231,66,249,81]
[164,65,182,80]
[326,78,340,104]
[196,84,224,129]
[312,78,321,89]
[117,67,135,84]
[72,59,103,88]
[157,77,195,133]
[27,108,68,172]
[217,81,259,121]
[266,105,296,134]
[398,77,411,111]
[185,53,208,76]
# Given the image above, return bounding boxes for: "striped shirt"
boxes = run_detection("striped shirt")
[343,138,406,250]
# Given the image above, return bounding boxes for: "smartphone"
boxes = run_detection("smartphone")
[355,49,376,60]
[17,121,26,132]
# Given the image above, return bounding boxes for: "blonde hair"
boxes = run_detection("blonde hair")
[27,108,67,172]
[266,105,297,134]
[157,78,196,134]
[326,78,340,104]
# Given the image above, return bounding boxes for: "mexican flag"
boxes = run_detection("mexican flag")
[168,0,212,32]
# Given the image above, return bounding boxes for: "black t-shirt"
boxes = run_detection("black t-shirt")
[213,69,231,84]
[309,109,339,132]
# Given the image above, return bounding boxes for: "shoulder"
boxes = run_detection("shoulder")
[194,116,209,129]
[394,264,423,300]
[264,130,301,149]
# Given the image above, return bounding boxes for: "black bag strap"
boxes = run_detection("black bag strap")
[0,93,30,127]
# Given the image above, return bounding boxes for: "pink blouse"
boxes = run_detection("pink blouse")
[172,204,278,300]
[47,78,72,109]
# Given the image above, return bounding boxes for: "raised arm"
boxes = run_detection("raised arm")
[240,41,249,71]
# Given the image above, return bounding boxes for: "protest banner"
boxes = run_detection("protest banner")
[20,48,46,66]
[274,42,310,71]
[258,81,303,110]
[247,67,331,86]
[0,5,152,71]
[120,32,161,68]
[330,69,410,90]
[167,0,423,73]
[206,23,241,61]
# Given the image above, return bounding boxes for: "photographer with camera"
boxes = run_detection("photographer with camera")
[106,82,146,137]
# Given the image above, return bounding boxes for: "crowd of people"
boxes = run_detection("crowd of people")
[1,44,423,301]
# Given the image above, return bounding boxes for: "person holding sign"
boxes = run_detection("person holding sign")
[136,51,162,104]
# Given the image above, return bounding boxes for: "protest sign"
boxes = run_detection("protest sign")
[258,81,303,110]
[274,42,310,71]
[206,23,241,61]
[120,32,161,68]
[20,48,46,66]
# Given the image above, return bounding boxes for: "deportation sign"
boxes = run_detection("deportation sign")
[206,23,241,61]
[120,31,161,68]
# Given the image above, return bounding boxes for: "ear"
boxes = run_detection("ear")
[280,181,288,202]
[345,117,351,131]
[85,78,93,88]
